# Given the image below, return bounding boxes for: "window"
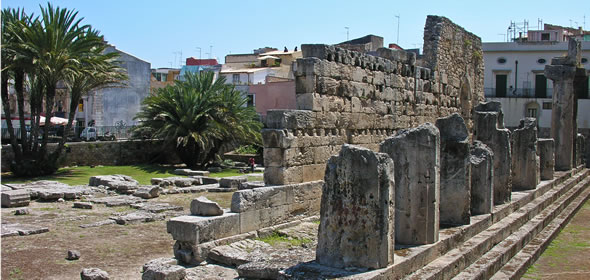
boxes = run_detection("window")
[537,58,546,64]
[526,102,540,119]
[78,99,84,112]
[495,74,508,97]
[582,58,588,64]
[247,94,254,107]
[542,102,552,110]
[541,33,550,41]
[497,57,507,64]
[535,74,547,98]
[233,74,240,84]
[527,108,537,118]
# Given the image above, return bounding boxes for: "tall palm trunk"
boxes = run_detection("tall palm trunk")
[1,73,23,161]
[14,69,29,154]
[40,84,55,155]
[52,90,79,160]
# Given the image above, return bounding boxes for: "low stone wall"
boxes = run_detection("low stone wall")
[167,180,322,264]
[1,140,180,171]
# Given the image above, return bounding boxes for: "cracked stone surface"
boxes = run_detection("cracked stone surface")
[1,223,49,237]
[130,202,183,213]
[89,195,144,207]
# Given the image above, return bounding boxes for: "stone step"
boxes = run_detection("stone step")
[490,176,590,280]
[403,168,589,280]
[280,168,587,279]
[454,176,590,280]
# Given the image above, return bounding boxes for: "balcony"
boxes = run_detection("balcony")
[484,88,553,98]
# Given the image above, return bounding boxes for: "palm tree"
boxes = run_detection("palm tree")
[2,4,126,176]
[1,8,34,162]
[134,71,262,169]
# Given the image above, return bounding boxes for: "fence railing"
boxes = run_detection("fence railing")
[1,126,135,142]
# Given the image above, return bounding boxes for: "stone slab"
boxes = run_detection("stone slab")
[1,223,49,237]
[79,219,116,228]
[1,189,31,208]
[167,213,240,244]
[113,211,165,225]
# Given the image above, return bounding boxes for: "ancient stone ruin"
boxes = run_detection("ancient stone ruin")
[545,38,588,171]
[380,123,440,245]
[263,15,483,185]
[159,17,589,280]
[316,144,395,269]
[473,101,512,204]
[511,118,540,190]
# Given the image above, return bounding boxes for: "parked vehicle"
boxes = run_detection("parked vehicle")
[80,127,116,141]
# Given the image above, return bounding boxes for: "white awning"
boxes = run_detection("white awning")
[257,55,280,60]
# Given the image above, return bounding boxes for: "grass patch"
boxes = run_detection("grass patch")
[9,267,24,280]
[1,165,263,186]
[208,169,262,178]
[256,232,312,247]
[523,264,540,280]
[1,164,179,185]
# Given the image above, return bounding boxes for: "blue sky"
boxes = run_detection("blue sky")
[3,0,589,68]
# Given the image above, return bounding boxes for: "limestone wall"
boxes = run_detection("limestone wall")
[263,16,485,185]
[1,140,179,171]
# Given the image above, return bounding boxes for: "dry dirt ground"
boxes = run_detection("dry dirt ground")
[523,199,590,280]
[1,191,233,280]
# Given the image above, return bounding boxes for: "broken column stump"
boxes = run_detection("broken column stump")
[470,141,494,215]
[538,138,555,180]
[576,133,586,167]
[316,144,395,269]
[511,118,540,190]
[380,123,440,245]
[474,101,512,205]
[435,113,471,226]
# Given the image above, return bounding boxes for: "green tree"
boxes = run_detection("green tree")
[134,71,262,169]
[1,4,126,176]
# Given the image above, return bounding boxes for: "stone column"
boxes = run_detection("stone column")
[576,133,586,167]
[380,123,439,245]
[538,138,555,180]
[545,38,586,171]
[470,141,494,215]
[316,144,395,269]
[435,113,471,226]
[511,118,540,190]
[473,101,512,205]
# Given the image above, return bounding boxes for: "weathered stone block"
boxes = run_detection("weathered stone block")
[435,113,471,226]
[167,213,240,244]
[1,189,30,208]
[219,176,247,189]
[317,144,395,269]
[511,118,540,190]
[190,196,223,216]
[261,129,293,149]
[538,138,555,180]
[263,166,303,185]
[80,268,110,280]
[474,105,512,205]
[133,186,161,199]
[265,110,314,129]
[470,141,494,215]
[380,123,440,245]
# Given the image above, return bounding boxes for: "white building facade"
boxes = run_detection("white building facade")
[483,40,590,134]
